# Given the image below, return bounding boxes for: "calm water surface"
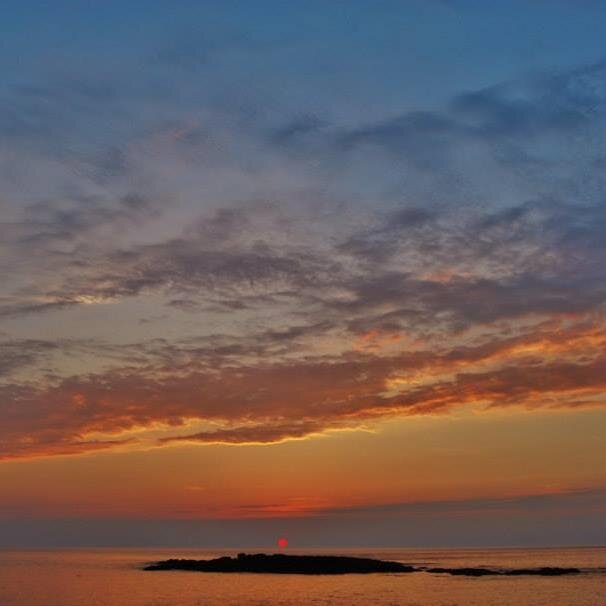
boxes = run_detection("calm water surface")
[0,547,604,605]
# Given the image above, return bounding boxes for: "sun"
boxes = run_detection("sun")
[277,537,289,549]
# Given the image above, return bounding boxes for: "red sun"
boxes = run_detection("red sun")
[277,537,289,549]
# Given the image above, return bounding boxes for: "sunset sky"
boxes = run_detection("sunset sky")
[1,0,606,547]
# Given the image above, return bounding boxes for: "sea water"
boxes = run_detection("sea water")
[0,547,604,605]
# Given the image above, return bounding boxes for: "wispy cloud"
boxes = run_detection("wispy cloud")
[2,49,606,459]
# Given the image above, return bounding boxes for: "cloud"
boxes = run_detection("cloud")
[343,59,606,151]
[0,340,61,377]
[293,486,606,518]
[161,419,330,446]
[1,316,605,459]
[2,55,606,459]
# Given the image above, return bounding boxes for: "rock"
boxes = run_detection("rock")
[143,553,416,575]
[143,554,582,577]
[427,567,497,576]
[503,567,581,576]
[426,566,581,577]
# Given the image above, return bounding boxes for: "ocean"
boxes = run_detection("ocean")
[0,547,604,605]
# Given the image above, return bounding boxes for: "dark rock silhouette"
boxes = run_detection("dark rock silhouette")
[426,566,581,577]
[426,567,496,577]
[143,553,582,576]
[503,567,581,576]
[144,553,415,575]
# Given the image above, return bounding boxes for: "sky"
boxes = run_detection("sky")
[1,0,606,548]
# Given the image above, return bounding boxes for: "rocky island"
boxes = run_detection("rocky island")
[143,553,581,576]
[144,553,415,575]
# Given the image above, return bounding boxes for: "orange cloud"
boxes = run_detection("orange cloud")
[2,316,606,460]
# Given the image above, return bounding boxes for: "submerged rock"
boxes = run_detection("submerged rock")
[503,567,581,576]
[426,566,581,577]
[427,567,497,577]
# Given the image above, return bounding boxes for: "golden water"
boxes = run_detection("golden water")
[0,547,605,605]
